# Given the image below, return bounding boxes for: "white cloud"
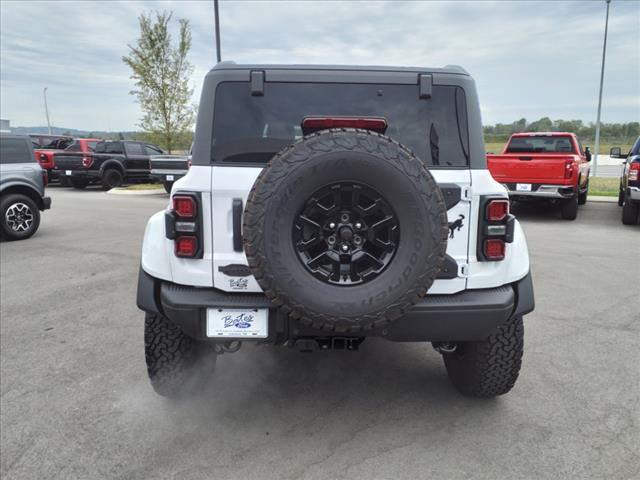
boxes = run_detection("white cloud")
[1,0,638,131]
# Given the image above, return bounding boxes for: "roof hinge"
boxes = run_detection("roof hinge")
[419,74,432,99]
[458,263,469,278]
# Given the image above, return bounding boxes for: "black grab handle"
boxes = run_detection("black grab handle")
[232,198,243,252]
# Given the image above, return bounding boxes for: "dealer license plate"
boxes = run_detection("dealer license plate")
[65,170,72,176]
[516,183,532,192]
[166,175,174,181]
[206,308,268,338]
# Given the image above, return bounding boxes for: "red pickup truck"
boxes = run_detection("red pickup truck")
[36,138,100,181]
[487,132,591,220]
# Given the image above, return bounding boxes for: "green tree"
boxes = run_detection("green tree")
[123,11,195,153]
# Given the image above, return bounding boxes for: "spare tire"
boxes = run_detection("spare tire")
[243,128,448,333]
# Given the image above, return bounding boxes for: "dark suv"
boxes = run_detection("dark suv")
[0,134,51,240]
[137,63,534,398]
[612,137,640,225]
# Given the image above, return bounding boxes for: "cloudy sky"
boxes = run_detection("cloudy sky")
[1,0,638,131]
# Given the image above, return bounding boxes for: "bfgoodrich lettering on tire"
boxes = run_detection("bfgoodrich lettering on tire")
[243,128,448,333]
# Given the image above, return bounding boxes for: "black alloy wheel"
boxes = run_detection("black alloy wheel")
[293,182,399,285]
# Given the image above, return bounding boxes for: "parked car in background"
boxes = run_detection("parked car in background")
[487,132,591,220]
[0,134,51,240]
[30,134,73,178]
[38,138,101,182]
[612,136,640,225]
[150,153,190,193]
[54,140,164,190]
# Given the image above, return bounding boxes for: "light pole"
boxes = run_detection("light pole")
[214,0,221,63]
[593,0,611,177]
[43,87,52,135]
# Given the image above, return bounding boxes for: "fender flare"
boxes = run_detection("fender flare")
[99,160,125,176]
[0,182,46,210]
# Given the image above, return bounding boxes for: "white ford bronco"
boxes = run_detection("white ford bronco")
[137,63,534,398]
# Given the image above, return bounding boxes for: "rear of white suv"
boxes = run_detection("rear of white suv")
[137,63,534,398]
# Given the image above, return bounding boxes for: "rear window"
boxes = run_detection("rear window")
[211,82,470,167]
[506,136,575,153]
[0,138,34,164]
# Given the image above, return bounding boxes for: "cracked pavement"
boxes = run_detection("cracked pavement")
[1,188,638,479]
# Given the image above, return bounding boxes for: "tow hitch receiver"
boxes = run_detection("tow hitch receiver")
[294,337,365,352]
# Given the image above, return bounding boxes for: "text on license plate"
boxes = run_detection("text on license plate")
[166,175,174,181]
[206,308,268,338]
[516,183,532,192]
[65,170,72,176]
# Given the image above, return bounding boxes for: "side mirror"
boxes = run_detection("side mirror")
[610,147,621,158]
[585,147,592,162]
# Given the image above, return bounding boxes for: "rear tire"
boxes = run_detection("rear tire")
[144,313,215,398]
[621,199,640,225]
[0,194,41,241]
[578,181,588,205]
[71,178,89,190]
[101,169,124,190]
[163,181,173,194]
[617,186,625,206]
[443,317,524,398]
[560,195,578,220]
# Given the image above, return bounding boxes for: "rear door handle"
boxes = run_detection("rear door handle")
[232,198,243,252]
[518,156,533,161]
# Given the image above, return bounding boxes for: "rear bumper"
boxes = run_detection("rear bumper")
[502,183,575,199]
[150,171,186,182]
[137,269,534,343]
[57,169,100,180]
[627,186,640,202]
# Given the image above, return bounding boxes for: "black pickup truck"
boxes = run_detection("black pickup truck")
[54,140,164,189]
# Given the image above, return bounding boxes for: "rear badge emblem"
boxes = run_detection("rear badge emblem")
[448,214,465,239]
[229,278,248,290]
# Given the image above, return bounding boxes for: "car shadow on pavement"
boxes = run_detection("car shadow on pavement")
[510,200,566,221]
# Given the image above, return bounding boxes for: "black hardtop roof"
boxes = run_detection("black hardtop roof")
[0,133,30,139]
[210,61,469,76]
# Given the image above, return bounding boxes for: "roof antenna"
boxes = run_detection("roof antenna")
[214,0,222,63]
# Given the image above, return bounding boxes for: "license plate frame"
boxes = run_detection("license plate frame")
[206,308,268,338]
[516,183,532,192]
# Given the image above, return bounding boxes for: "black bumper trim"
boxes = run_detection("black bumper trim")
[41,196,51,210]
[137,270,534,343]
[58,170,101,179]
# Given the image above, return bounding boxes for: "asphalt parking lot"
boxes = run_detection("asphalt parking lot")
[1,188,638,480]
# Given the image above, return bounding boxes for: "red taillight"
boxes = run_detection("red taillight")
[174,236,198,257]
[173,195,197,218]
[486,199,509,221]
[302,117,388,133]
[82,155,93,168]
[483,239,506,260]
[629,163,640,182]
[564,159,575,179]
